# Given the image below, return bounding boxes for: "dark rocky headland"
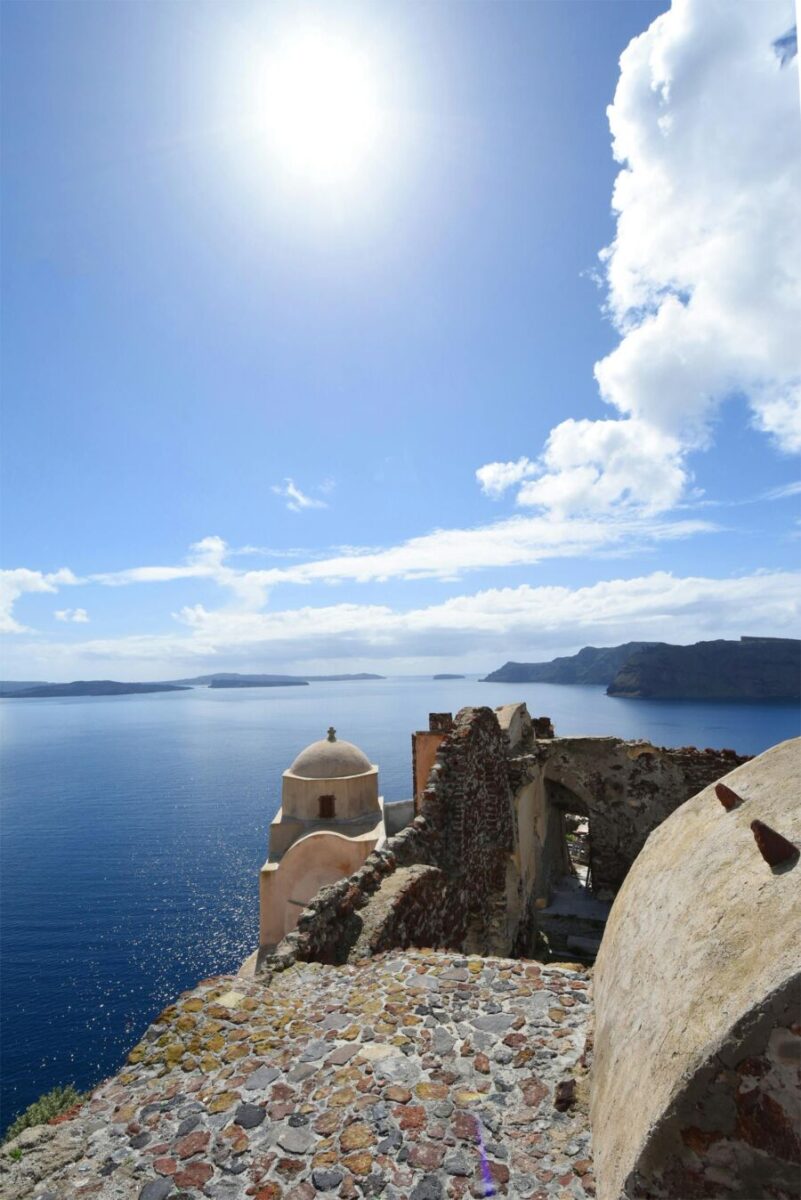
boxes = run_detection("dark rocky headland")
[484,636,801,701]
[607,636,801,700]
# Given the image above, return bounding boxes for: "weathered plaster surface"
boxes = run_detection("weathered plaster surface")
[591,737,801,1200]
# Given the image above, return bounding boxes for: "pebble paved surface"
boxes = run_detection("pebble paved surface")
[1,951,594,1200]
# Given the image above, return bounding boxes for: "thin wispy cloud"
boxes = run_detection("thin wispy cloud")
[272,478,329,513]
[90,515,715,596]
[1,512,716,635]
[762,480,801,501]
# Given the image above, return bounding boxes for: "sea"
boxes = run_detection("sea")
[1,676,798,1130]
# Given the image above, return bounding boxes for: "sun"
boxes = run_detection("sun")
[259,29,382,188]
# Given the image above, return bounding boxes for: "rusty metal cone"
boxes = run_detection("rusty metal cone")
[715,782,742,810]
[750,820,799,868]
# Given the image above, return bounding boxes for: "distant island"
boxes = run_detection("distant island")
[209,678,308,689]
[173,672,385,686]
[483,637,801,701]
[433,674,465,680]
[307,674,384,682]
[0,680,190,699]
[0,671,386,698]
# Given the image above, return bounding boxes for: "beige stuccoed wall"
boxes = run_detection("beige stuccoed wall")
[591,737,801,1200]
[260,828,379,946]
[281,766,380,821]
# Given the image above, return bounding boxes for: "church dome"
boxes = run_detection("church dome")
[289,730,373,779]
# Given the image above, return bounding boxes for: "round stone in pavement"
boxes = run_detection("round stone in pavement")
[138,1181,173,1200]
[312,1166,344,1191]
[234,1102,266,1129]
[410,1177,443,1199]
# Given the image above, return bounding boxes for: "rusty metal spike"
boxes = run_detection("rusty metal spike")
[716,782,743,810]
[751,820,799,868]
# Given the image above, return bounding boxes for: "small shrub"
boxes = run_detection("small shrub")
[3,1085,86,1145]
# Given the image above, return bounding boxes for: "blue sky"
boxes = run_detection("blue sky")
[1,0,799,678]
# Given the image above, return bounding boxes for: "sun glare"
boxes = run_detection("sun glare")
[259,29,381,188]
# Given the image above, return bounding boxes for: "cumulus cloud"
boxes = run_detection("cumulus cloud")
[6,569,797,677]
[476,457,537,499]
[0,568,78,634]
[171,569,801,658]
[478,0,801,516]
[54,608,90,623]
[597,0,801,449]
[516,419,686,516]
[272,478,329,513]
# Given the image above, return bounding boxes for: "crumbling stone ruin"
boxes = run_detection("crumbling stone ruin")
[1,708,797,1200]
[258,704,750,971]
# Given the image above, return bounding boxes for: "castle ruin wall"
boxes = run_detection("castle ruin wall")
[258,704,749,975]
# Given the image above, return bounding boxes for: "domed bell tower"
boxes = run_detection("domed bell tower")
[259,728,385,949]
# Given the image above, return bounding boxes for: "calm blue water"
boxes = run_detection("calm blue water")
[1,677,798,1129]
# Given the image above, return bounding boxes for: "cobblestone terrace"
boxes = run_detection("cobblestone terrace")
[1,951,594,1200]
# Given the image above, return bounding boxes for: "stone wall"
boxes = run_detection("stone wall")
[591,737,801,1200]
[513,737,749,895]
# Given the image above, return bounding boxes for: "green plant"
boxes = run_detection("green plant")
[8,1146,23,1161]
[3,1085,86,1145]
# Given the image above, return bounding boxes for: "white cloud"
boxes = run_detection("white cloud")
[272,478,329,512]
[477,0,801,516]
[516,419,686,516]
[54,608,90,623]
[476,457,537,498]
[170,569,801,658]
[596,0,801,451]
[762,480,801,501]
[6,569,798,677]
[3,510,715,638]
[0,568,78,634]
[99,517,713,597]
[92,535,273,610]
